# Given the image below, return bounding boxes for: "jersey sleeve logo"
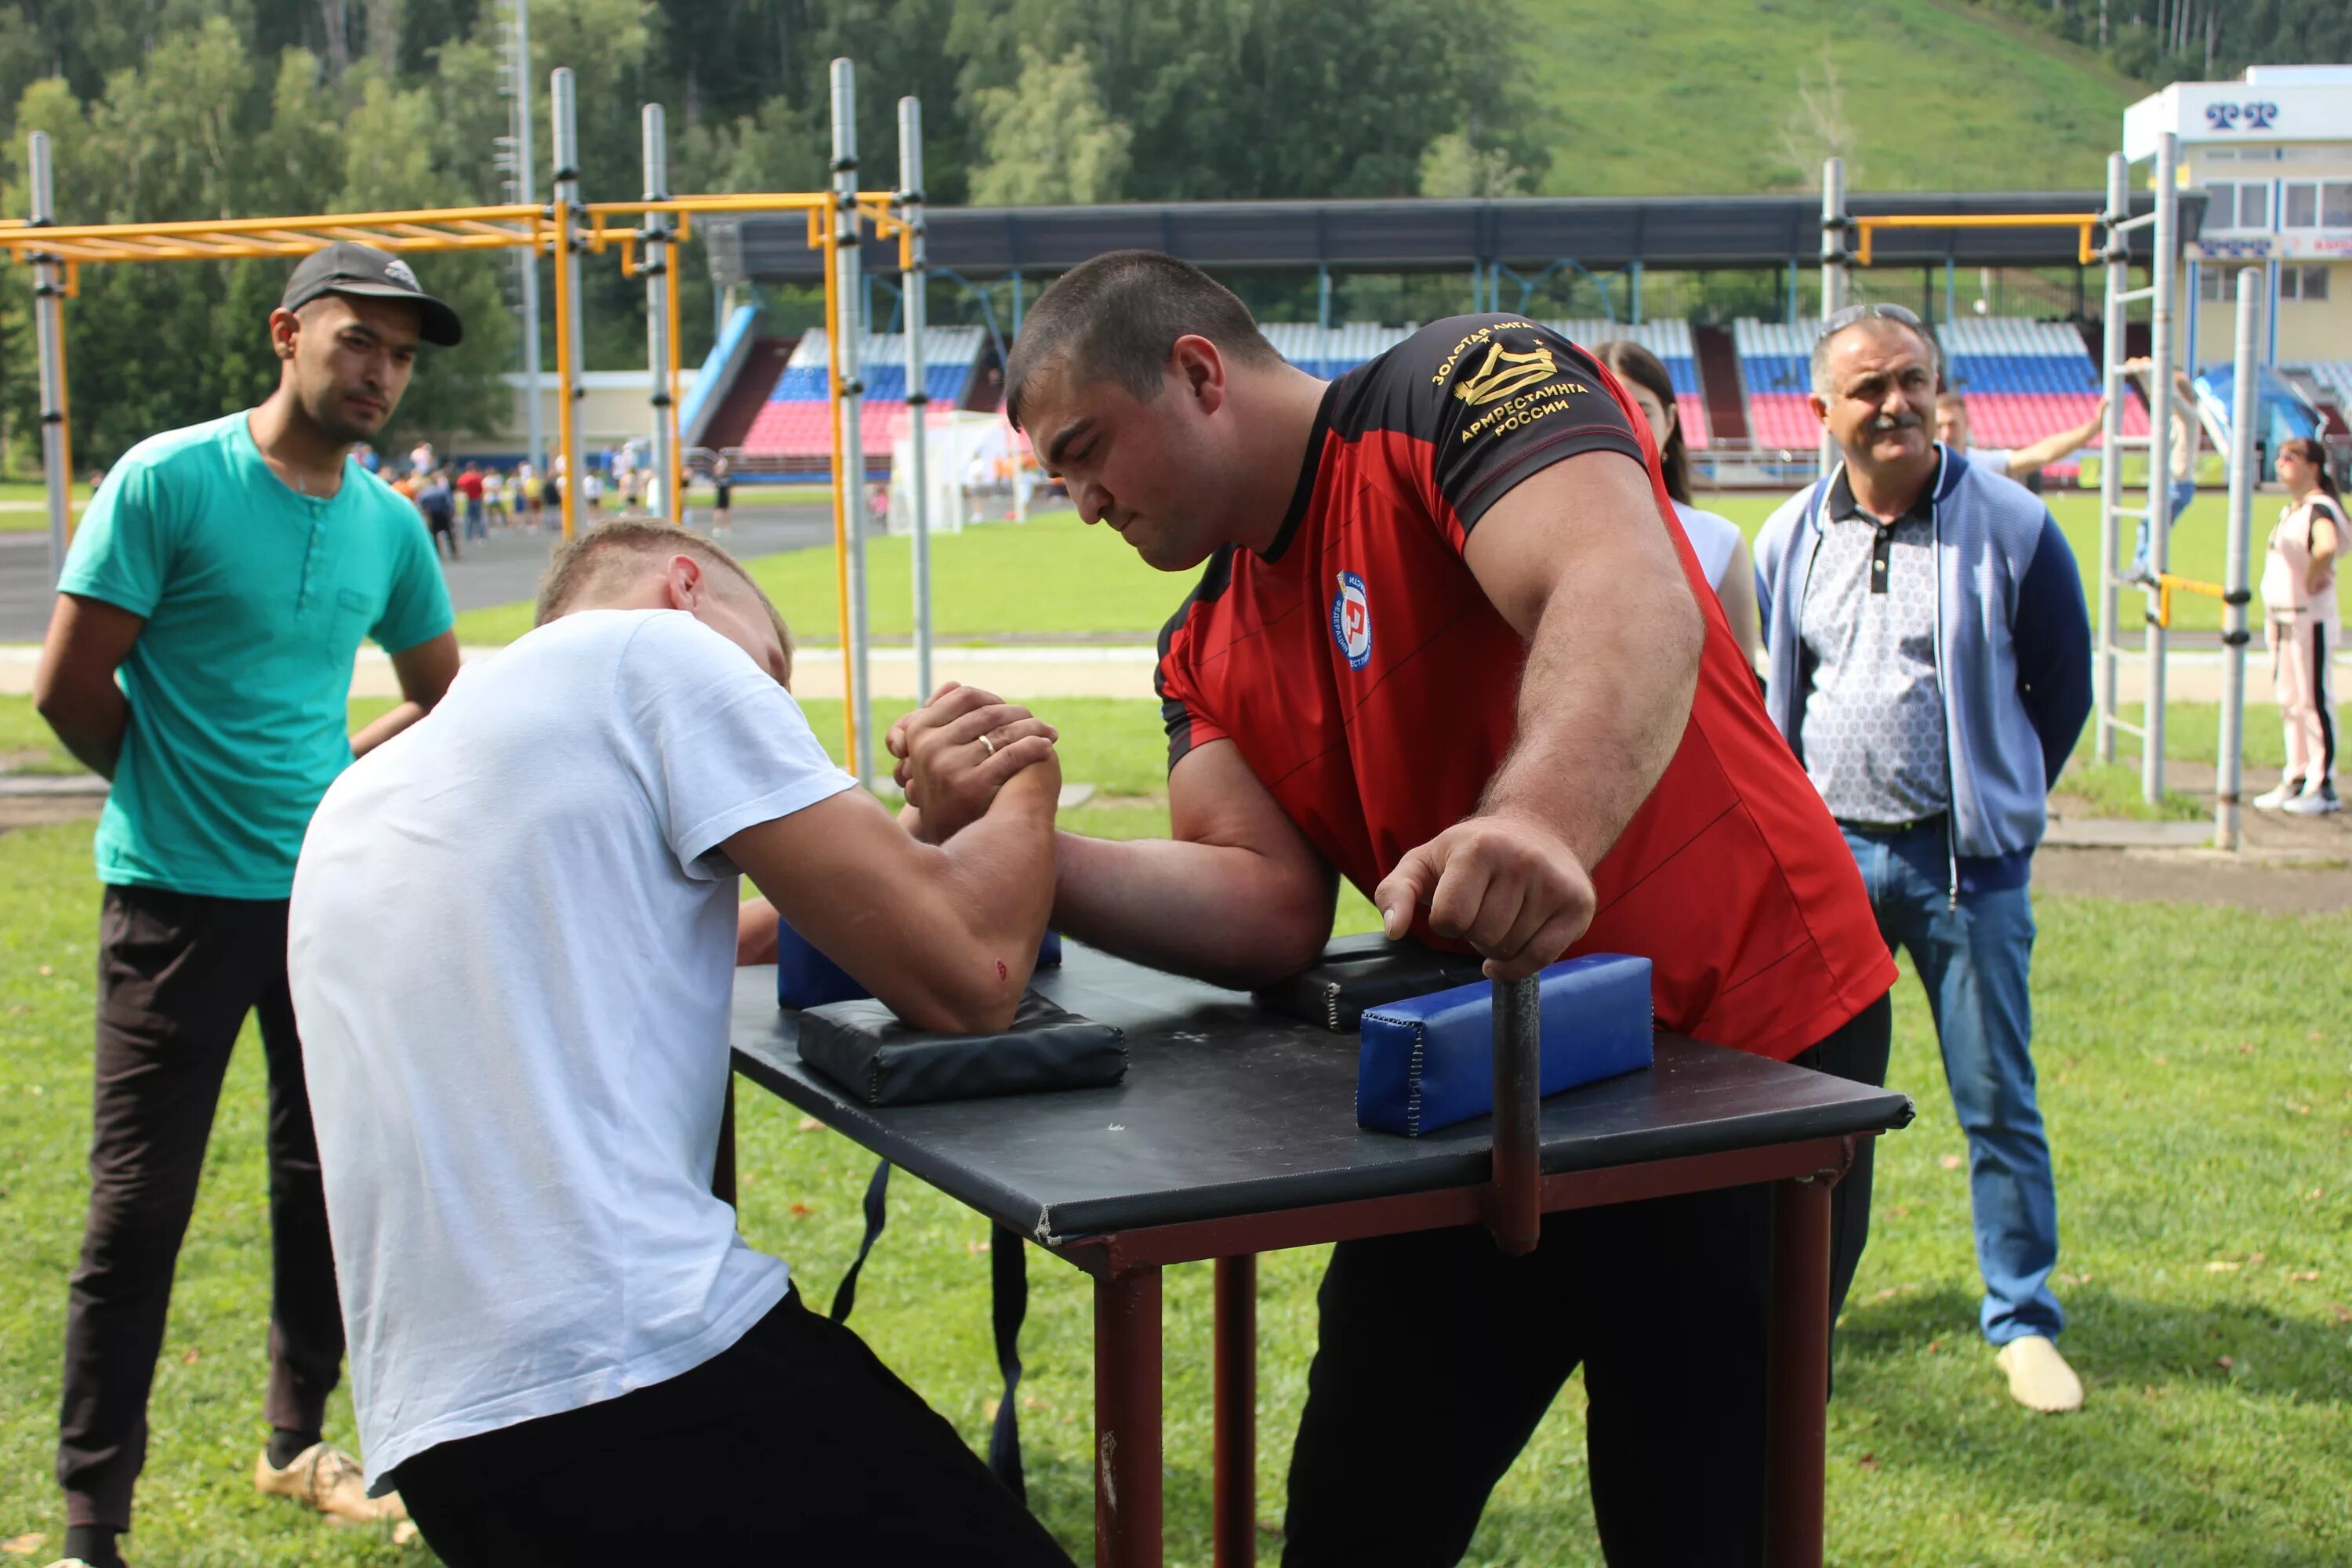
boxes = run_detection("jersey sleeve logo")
[1452,341,1559,407]
[1330,571,1373,670]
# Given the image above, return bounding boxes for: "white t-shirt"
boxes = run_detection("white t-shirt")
[1969,448,2017,477]
[1671,500,1743,591]
[289,609,857,1489]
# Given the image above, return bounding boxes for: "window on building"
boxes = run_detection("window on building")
[2280,266,2331,303]
[2282,182,2318,230]
[2325,181,2352,230]
[2205,182,2275,232]
[2198,267,2224,302]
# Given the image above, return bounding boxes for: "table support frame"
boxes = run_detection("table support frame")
[1061,1134,1862,1568]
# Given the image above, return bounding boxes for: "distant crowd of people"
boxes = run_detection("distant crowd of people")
[351,441,739,562]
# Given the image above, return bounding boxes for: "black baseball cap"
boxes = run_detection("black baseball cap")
[281,241,463,347]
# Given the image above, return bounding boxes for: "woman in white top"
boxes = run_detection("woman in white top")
[1593,339,1762,666]
[2255,437,2343,815]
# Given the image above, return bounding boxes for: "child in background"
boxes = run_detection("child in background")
[2254,437,2343,816]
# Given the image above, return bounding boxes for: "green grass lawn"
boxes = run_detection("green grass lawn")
[1703,490,2242,636]
[442,488,2266,650]
[2,815,2347,1566]
[451,509,1183,648]
[1520,0,2134,198]
[0,479,96,533]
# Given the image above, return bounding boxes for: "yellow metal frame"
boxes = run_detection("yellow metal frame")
[1852,212,2101,268]
[4,187,898,757]
[2153,571,2225,630]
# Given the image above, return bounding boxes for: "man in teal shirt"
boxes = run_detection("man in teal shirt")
[32,243,463,1568]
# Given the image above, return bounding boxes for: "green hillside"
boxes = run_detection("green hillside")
[1522,0,2142,196]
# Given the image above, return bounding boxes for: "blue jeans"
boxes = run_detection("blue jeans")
[1841,824,2063,1345]
[2129,477,2198,579]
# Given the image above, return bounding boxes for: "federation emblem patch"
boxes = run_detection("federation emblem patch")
[1330,571,1373,670]
[383,258,420,289]
[1451,340,1557,406]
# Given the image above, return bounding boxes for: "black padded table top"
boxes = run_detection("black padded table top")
[730,945,1913,1244]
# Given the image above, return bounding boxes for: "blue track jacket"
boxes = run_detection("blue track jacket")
[1754,445,2093,895]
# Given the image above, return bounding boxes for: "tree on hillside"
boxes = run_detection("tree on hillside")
[1419,131,1531,200]
[967,45,1132,206]
[1777,47,1860,191]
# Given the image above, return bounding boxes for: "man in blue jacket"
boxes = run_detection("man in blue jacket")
[1755,304,2092,1414]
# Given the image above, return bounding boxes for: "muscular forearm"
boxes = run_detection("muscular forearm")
[1052,829,1334,989]
[927,764,1061,1001]
[36,685,129,780]
[1481,566,1701,869]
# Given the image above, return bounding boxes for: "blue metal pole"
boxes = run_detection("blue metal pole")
[1011,269,1024,339]
[1629,260,1643,325]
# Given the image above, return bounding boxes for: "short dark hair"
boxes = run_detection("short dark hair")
[533,519,793,659]
[1592,341,1691,506]
[1004,250,1282,430]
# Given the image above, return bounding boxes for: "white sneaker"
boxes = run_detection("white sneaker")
[1995,1334,2085,1412]
[2282,786,2342,817]
[254,1442,408,1527]
[2252,778,2304,810]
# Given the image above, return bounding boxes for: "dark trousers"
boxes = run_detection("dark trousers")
[395,1290,1073,1566]
[1281,991,1893,1568]
[58,886,344,1531]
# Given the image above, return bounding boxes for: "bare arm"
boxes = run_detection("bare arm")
[1375,452,1702,978]
[351,630,461,757]
[1052,739,1338,991]
[1714,532,1763,670]
[723,751,1061,1034]
[2310,512,2339,596]
[31,593,144,779]
[2002,395,2111,478]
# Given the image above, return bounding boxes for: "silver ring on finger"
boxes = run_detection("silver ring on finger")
[979,733,997,756]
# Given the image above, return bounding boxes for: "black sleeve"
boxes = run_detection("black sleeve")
[1409,319,1649,535]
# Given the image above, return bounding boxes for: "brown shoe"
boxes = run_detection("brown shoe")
[253,1441,410,1526]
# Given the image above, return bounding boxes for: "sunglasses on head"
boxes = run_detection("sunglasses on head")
[1817,303,1925,339]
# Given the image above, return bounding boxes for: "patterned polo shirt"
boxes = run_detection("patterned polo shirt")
[1798,466,1948,826]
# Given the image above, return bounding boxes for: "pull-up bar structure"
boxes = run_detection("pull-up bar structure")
[8,59,929,783]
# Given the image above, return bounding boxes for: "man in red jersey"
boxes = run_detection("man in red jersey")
[892,252,1895,1565]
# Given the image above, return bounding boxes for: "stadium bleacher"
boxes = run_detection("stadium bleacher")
[1938,317,2144,454]
[1733,319,1821,450]
[1737,315,2149,457]
[1260,318,1710,446]
[1257,322,1413,381]
[2310,361,2352,410]
[739,326,985,462]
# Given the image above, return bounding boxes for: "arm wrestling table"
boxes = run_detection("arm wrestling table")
[726,945,1911,1568]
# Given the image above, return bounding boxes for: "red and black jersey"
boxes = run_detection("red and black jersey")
[1155,316,1894,1061]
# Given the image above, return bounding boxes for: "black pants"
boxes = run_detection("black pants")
[1281,991,1893,1568]
[59,887,344,1531]
[426,514,459,561]
[396,1290,1073,1566]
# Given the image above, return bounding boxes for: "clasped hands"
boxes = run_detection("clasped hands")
[884,681,1059,843]
[884,684,1598,982]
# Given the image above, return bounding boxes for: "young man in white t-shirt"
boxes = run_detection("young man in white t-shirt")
[287,521,1073,1565]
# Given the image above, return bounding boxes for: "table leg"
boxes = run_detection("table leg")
[1095,1265,1163,1568]
[1213,1254,1257,1568]
[1763,1174,1832,1568]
